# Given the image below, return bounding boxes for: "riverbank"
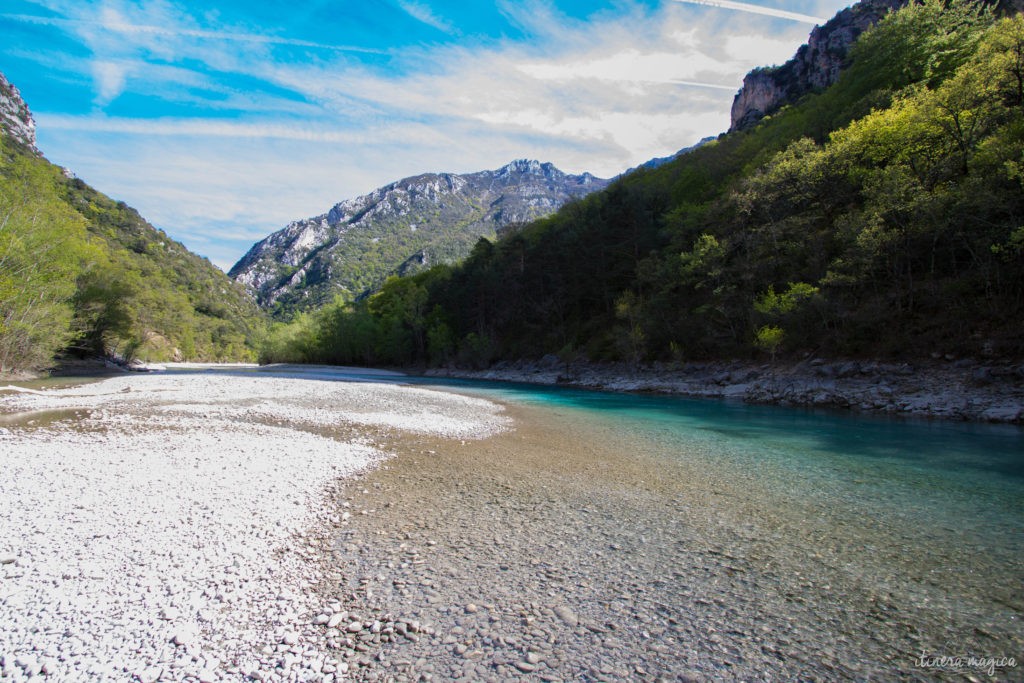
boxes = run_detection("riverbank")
[425,356,1024,423]
[0,372,507,682]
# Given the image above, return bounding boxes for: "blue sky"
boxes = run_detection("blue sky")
[2,0,852,270]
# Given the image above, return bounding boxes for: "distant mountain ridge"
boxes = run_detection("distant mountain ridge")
[624,136,716,175]
[230,159,608,316]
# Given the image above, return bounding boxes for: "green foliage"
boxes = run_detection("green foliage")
[851,0,990,88]
[259,315,319,365]
[0,147,90,371]
[59,171,266,363]
[754,283,820,315]
[755,325,785,360]
[0,133,266,373]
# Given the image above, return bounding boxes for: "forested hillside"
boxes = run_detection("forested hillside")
[0,74,264,373]
[261,0,1024,368]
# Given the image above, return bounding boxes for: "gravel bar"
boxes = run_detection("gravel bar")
[0,373,508,682]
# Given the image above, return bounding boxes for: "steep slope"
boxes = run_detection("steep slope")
[0,71,264,369]
[730,0,1024,131]
[230,160,607,316]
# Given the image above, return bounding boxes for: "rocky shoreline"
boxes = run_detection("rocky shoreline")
[425,356,1024,424]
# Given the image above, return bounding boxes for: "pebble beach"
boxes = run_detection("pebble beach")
[0,372,507,682]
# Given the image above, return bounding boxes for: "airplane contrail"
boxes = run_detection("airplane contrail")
[668,79,742,91]
[671,0,825,24]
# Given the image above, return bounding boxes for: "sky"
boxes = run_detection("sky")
[1,0,853,271]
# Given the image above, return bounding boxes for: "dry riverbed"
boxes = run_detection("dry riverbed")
[0,372,507,682]
[1,370,1020,682]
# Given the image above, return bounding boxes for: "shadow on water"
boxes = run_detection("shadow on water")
[164,364,1024,482]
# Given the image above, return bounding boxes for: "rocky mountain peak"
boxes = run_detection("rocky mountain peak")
[496,159,556,177]
[0,71,38,153]
[729,0,906,132]
[230,160,609,315]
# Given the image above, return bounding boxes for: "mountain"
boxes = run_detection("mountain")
[257,0,1024,369]
[623,136,716,175]
[0,71,264,372]
[229,160,608,317]
[730,0,1024,131]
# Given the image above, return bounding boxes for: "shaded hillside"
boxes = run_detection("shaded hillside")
[260,0,1024,368]
[0,72,264,371]
[230,160,607,318]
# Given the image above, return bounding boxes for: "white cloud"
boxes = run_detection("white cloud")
[396,0,454,34]
[519,48,731,86]
[91,60,129,104]
[0,10,382,53]
[723,32,810,66]
[39,114,370,143]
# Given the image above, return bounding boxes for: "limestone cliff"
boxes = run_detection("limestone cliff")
[730,0,905,131]
[0,71,38,153]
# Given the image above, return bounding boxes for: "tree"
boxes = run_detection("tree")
[0,149,89,372]
[978,15,1024,109]
[755,325,785,360]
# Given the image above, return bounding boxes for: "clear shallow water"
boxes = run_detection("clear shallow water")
[178,363,1024,553]
[191,364,1024,485]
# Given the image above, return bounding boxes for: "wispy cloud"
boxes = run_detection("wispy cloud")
[1,12,385,53]
[91,61,129,105]
[38,114,367,143]
[395,0,454,34]
[670,0,825,24]
[668,80,743,91]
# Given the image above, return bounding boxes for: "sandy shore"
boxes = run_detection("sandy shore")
[425,357,1024,423]
[0,373,507,682]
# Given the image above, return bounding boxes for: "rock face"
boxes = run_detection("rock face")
[729,0,906,131]
[230,160,608,314]
[0,71,38,153]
